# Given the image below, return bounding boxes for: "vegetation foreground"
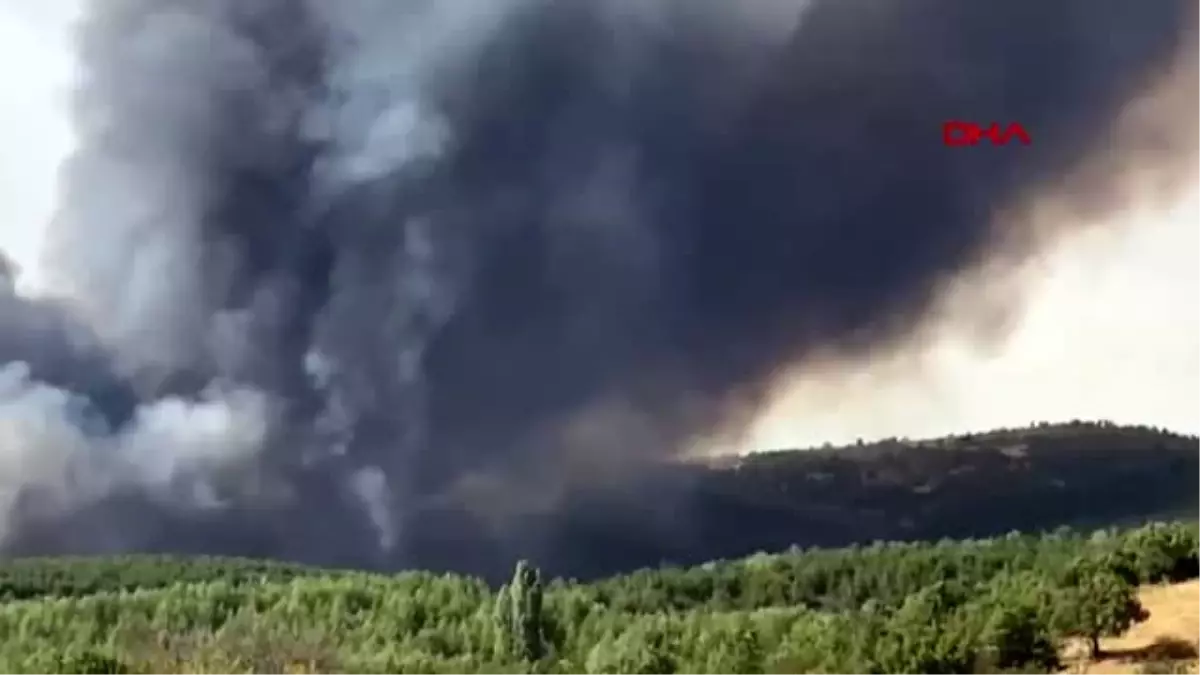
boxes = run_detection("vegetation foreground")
[0,520,1195,673]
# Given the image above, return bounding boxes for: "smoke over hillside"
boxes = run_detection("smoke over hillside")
[0,0,1195,572]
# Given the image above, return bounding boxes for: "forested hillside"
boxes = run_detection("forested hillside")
[423,422,1199,579]
[0,521,1195,673]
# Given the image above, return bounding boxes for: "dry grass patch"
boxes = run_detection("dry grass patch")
[1065,580,1199,674]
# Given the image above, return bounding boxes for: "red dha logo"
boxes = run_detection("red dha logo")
[943,121,1032,147]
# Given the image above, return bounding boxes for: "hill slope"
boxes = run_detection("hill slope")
[509,422,1199,579]
[3,421,1194,583]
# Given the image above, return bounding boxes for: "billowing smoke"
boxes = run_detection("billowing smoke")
[0,0,1195,573]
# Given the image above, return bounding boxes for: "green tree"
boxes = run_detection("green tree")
[687,614,764,673]
[1120,522,1200,583]
[584,622,677,674]
[494,560,547,663]
[976,600,1060,672]
[1054,557,1148,658]
[967,571,1062,673]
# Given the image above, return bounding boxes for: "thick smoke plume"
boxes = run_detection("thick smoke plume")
[0,0,1195,574]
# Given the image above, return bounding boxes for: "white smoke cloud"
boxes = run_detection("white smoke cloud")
[0,2,285,543]
[306,0,524,196]
[0,360,272,539]
[40,1,266,378]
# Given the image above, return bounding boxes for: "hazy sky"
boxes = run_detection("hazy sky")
[742,191,1200,449]
[0,0,77,293]
[0,2,1195,450]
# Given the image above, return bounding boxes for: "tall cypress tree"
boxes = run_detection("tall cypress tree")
[494,560,545,662]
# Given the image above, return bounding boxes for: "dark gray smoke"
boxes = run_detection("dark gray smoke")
[0,0,1195,573]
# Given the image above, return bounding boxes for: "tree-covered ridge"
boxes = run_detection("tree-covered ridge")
[530,421,1198,578]
[2,422,1192,585]
[735,420,1193,463]
[0,520,1195,673]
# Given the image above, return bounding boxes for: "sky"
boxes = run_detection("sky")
[0,1,1195,452]
[0,0,78,293]
[742,191,1200,449]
